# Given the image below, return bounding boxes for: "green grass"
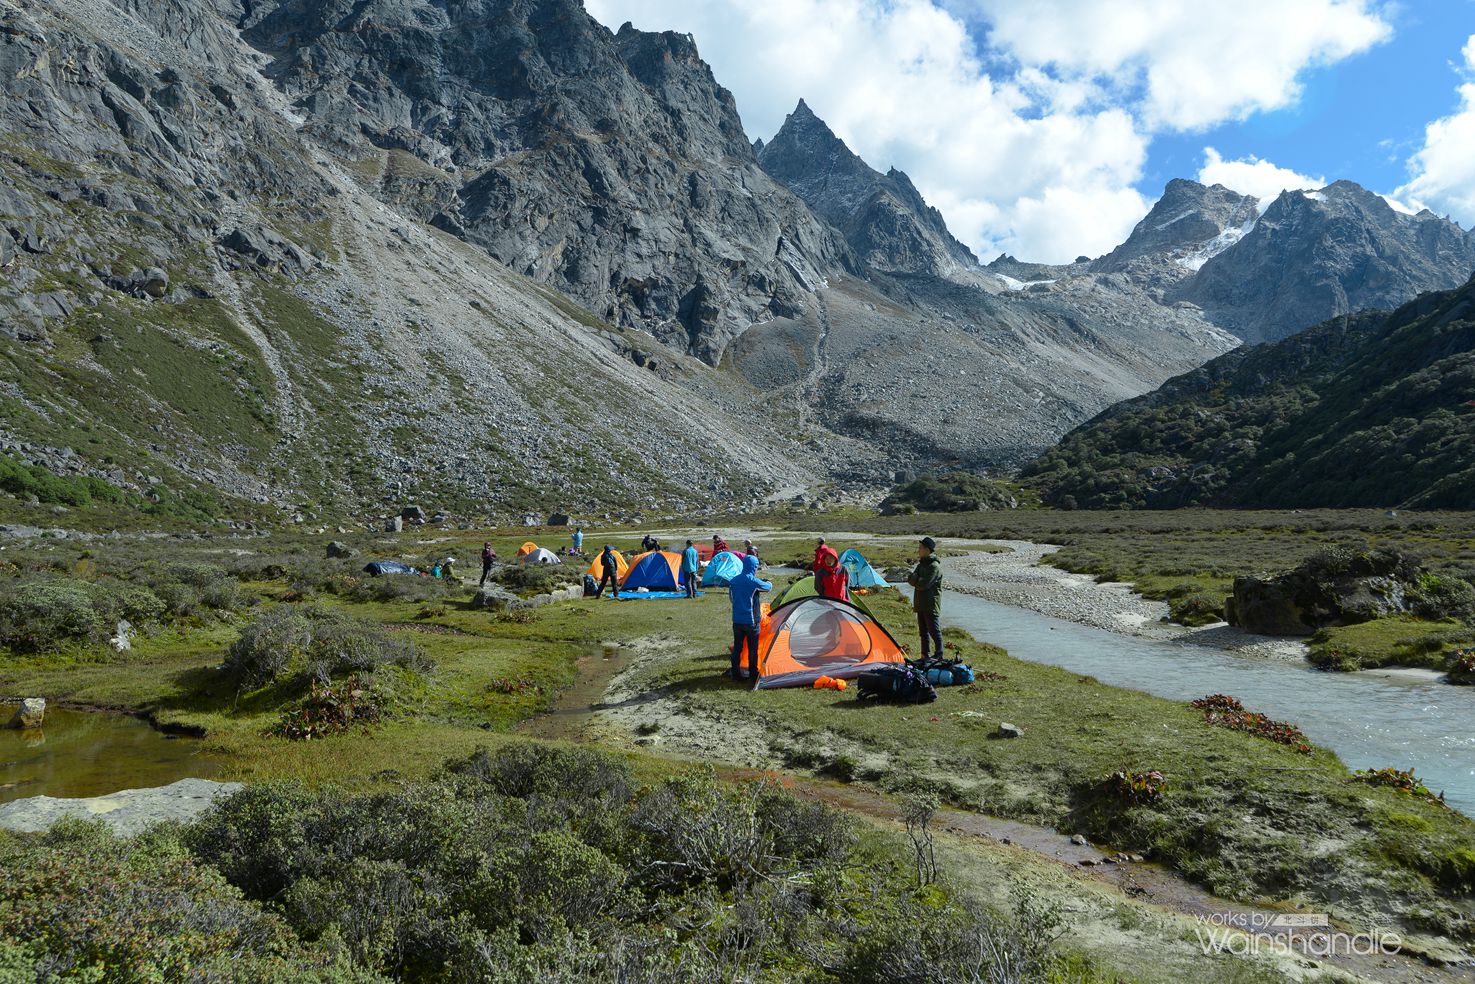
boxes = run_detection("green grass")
[1308,618,1475,671]
[612,580,1475,942]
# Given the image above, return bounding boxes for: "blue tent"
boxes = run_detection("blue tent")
[701,550,744,587]
[364,560,419,576]
[622,550,686,591]
[838,548,888,588]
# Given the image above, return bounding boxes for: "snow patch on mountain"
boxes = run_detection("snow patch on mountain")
[1177,215,1259,272]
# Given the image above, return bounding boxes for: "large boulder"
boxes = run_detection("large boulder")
[1227,548,1419,636]
[385,516,403,533]
[7,698,45,730]
[325,540,356,559]
[547,512,571,526]
[400,505,427,523]
[0,778,243,836]
[472,584,522,611]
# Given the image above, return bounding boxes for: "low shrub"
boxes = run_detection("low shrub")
[1414,574,1475,623]
[1354,768,1445,806]
[224,606,429,691]
[490,563,579,598]
[0,579,165,651]
[1449,648,1475,685]
[271,676,382,740]
[1102,769,1168,805]
[1190,694,1311,753]
[1168,592,1224,627]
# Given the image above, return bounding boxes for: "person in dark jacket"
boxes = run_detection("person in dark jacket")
[907,536,944,659]
[596,544,621,599]
[727,554,772,681]
[641,534,659,553]
[479,542,497,587]
[681,539,700,599]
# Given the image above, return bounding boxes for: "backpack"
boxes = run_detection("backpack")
[582,574,598,597]
[856,664,937,704]
[915,657,975,687]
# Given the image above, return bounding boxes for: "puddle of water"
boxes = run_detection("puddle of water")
[0,706,219,804]
[515,645,629,741]
[904,587,1475,816]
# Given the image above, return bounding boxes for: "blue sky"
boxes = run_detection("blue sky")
[1143,1,1473,205]
[588,1,1475,261]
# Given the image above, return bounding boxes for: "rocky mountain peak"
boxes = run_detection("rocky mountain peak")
[1090,178,1259,276]
[1176,178,1475,343]
[758,100,978,279]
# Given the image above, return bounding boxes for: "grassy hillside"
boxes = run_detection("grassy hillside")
[1021,275,1475,510]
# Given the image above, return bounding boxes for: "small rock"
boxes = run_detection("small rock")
[1070,833,1089,847]
[997,722,1024,738]
[8,698,45,730]
[473,585,521,611]
[325,541,356,559]
[1079,858,1096,867]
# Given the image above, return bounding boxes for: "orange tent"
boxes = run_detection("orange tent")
[754,595,906,689]
[585,549,630,581]
[515,541,538,558]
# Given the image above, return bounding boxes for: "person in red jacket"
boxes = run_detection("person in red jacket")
[712,533,729,555]
[813,537,838,574]
[815,549,850,602]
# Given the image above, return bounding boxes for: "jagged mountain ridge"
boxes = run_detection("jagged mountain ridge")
[1021,273,1475,510]
[1174,180,1475,343]
[2,0,1470,521]
[240,0,855,365]
[756,100,980,282]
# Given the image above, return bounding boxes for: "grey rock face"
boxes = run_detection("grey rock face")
[0,778,243,836]
[1176,180,1475,343]
[758,100,979,281]
[243,0,853,364]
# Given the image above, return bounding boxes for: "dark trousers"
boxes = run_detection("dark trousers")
[731,624,759,678]
[917,611,943,660]
[480,560,493,586]
[597,570,619,598]
[685,572,698,598]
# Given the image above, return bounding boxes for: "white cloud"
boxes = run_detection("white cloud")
[1196,147,1325,203]
[584,0,1393,261]
[1396,34,1475,227]
[971,0,1391,130]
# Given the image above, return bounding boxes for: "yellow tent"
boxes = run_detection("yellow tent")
[585,549,629,580]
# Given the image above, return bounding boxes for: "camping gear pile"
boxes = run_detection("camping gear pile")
[856,664,938,704]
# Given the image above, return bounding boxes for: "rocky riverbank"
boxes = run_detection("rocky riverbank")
[948,541,1308,662]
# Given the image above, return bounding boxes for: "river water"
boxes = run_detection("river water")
[900,587,1475,816]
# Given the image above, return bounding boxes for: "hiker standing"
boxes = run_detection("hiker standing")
[816,550,849,602]
[907,536,944,660]
[681,539,700,599]
[479,542,496,587]
[572,527,584,555]
[596,544,621,599]
[742,538,759,562]
[813,537,837,572]
[713,534,729,555]
[641,533,658,554]
[727,554,772,682]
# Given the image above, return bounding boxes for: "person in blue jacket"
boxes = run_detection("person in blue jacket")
[727,554,772,681]
[681,539,700,598]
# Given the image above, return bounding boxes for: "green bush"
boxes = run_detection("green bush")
[0,582,103,650]
[489,563,579,598]
[0,455,125,507]
[224,606,428,690]
[1168,592,1224,627]
[881,472,1028,514]
[1414,574,1475,623]
[0,820,378,983]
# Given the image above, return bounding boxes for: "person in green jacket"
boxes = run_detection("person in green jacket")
[907,536,944,660]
